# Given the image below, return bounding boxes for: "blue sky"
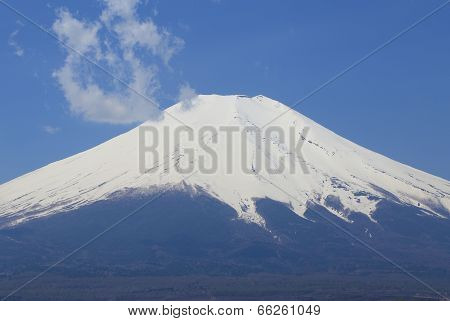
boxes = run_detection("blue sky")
[0,0,449,183]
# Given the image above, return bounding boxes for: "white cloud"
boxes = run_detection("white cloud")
[178,83,197,110]
[100,0,139,21]
[52,0,184,124]
[9,30,24,57]
[100,0,184,64]
[53,58,161,123]
[52,10,100,56]
[43,126,60,134]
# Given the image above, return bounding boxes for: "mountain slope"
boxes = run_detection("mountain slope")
[0,94,449,227]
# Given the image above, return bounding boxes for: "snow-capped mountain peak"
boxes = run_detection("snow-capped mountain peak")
[1,94,449,227]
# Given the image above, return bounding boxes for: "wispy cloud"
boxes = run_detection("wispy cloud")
[178,83,197,110]
[43,125,60,134]
[8,30,24,57]
[52,0,184,124]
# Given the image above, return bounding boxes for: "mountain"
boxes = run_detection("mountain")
[1,94,449,226]
[0,94,449,300]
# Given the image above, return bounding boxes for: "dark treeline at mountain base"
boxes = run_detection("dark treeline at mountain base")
[0,192,449,300]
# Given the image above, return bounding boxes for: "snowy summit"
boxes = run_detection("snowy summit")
[0,95,449,227]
